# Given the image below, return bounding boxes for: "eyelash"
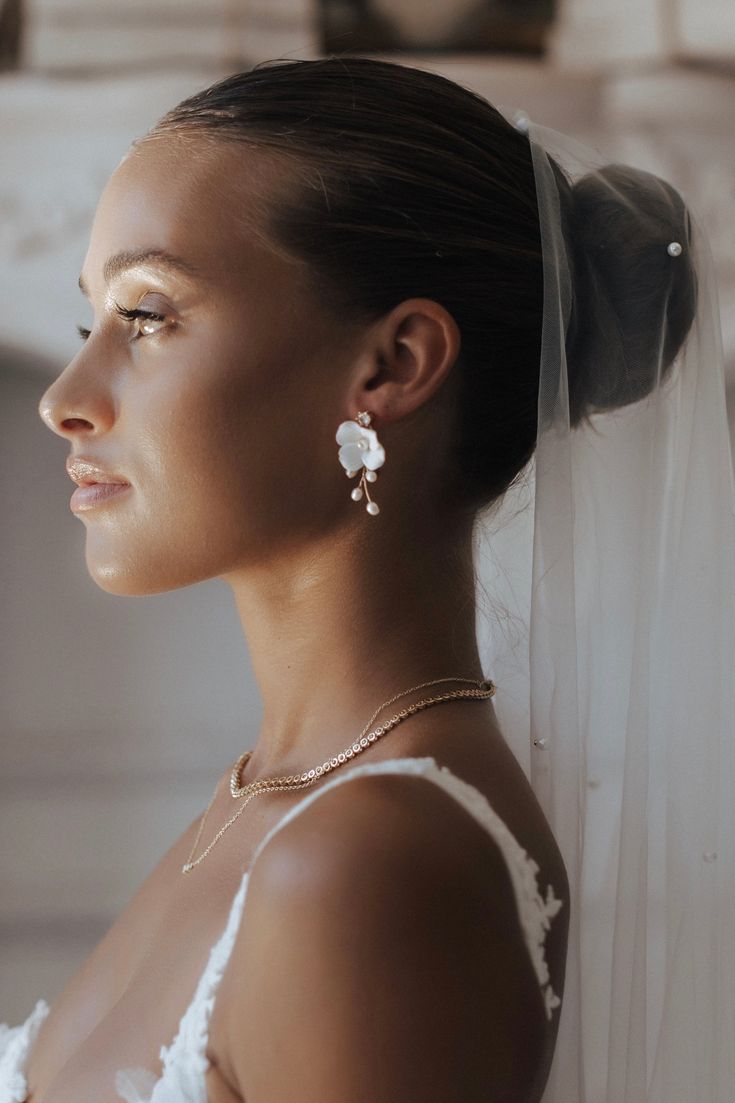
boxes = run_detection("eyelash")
[76,301,169,342]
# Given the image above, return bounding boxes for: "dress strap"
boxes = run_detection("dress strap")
[116,753,564,1102]
[115,873,251,1102]
[158,872,251,1083]
[244,755,564,1020]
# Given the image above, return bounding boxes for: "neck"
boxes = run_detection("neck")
[223,511,485,779]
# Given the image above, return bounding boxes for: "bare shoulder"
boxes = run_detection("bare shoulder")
[219,769,559,1103]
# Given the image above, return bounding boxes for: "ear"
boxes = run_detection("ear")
[348,297,461,425]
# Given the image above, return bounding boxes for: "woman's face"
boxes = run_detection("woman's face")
[38,134,364,595]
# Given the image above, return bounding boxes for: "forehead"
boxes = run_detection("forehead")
[83,133,302,293]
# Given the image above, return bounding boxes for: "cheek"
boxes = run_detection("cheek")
[133,336,323,539]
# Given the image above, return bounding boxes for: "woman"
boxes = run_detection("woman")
[3,55,732,1103]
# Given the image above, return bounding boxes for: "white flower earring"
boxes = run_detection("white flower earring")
[335,410,385,516]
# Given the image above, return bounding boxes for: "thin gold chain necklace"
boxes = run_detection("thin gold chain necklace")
[182,675,496,874]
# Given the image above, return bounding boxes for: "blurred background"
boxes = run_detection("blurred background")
[2,0,734,1025]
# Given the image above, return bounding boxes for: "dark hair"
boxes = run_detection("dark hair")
[553,160,697,431]
[142,56,697,517]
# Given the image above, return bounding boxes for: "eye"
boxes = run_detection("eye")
[75,304,172,342]
[113,302,170,340]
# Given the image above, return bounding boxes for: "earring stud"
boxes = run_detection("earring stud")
[335,410,385,516]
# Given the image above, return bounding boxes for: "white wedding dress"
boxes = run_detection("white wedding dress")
[0,755,564,1103]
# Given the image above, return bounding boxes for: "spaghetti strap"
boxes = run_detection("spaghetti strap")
[245,754,564,1021]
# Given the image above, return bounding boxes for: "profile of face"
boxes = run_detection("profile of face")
[37,136,381,596]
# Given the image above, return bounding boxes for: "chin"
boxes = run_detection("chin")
[85,555,220,597]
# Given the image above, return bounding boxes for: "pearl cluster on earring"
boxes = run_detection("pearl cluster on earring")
[336,410,385,516]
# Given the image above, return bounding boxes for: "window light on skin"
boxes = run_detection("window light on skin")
[76,247,204,301]
[37,130,490,790]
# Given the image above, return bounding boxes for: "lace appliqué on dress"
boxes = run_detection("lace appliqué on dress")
[0,998,50,1103]
[310,756,565,1021]
[115,872,250,1103]
[428,759,565,1020]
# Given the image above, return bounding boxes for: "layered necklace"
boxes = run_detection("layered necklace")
[182,674,496,873]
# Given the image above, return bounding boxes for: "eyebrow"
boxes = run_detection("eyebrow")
[78,249,202,297]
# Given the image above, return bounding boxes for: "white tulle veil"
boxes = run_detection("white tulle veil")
[473,109,735,1101]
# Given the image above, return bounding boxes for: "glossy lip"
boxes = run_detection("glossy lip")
[66,456,131,488]
[70,482,132,513]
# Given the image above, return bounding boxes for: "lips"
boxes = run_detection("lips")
[70,482,132,512]
[81,478,128,485]
[79,478,129,485]
[66,457,131,488]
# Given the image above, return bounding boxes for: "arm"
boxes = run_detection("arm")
[221,773,551,1103]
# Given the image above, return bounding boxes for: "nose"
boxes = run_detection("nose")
[38,387,94,438]
[37,357,109,439]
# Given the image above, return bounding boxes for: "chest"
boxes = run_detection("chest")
[20,794,294,1103]
[23,897,242,1103]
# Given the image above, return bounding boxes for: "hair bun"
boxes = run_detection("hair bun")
[559,162,697,427]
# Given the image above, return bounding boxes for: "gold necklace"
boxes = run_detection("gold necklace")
[182,675,496,873]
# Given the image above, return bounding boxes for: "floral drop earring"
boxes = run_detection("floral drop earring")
[336,410,385,516]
